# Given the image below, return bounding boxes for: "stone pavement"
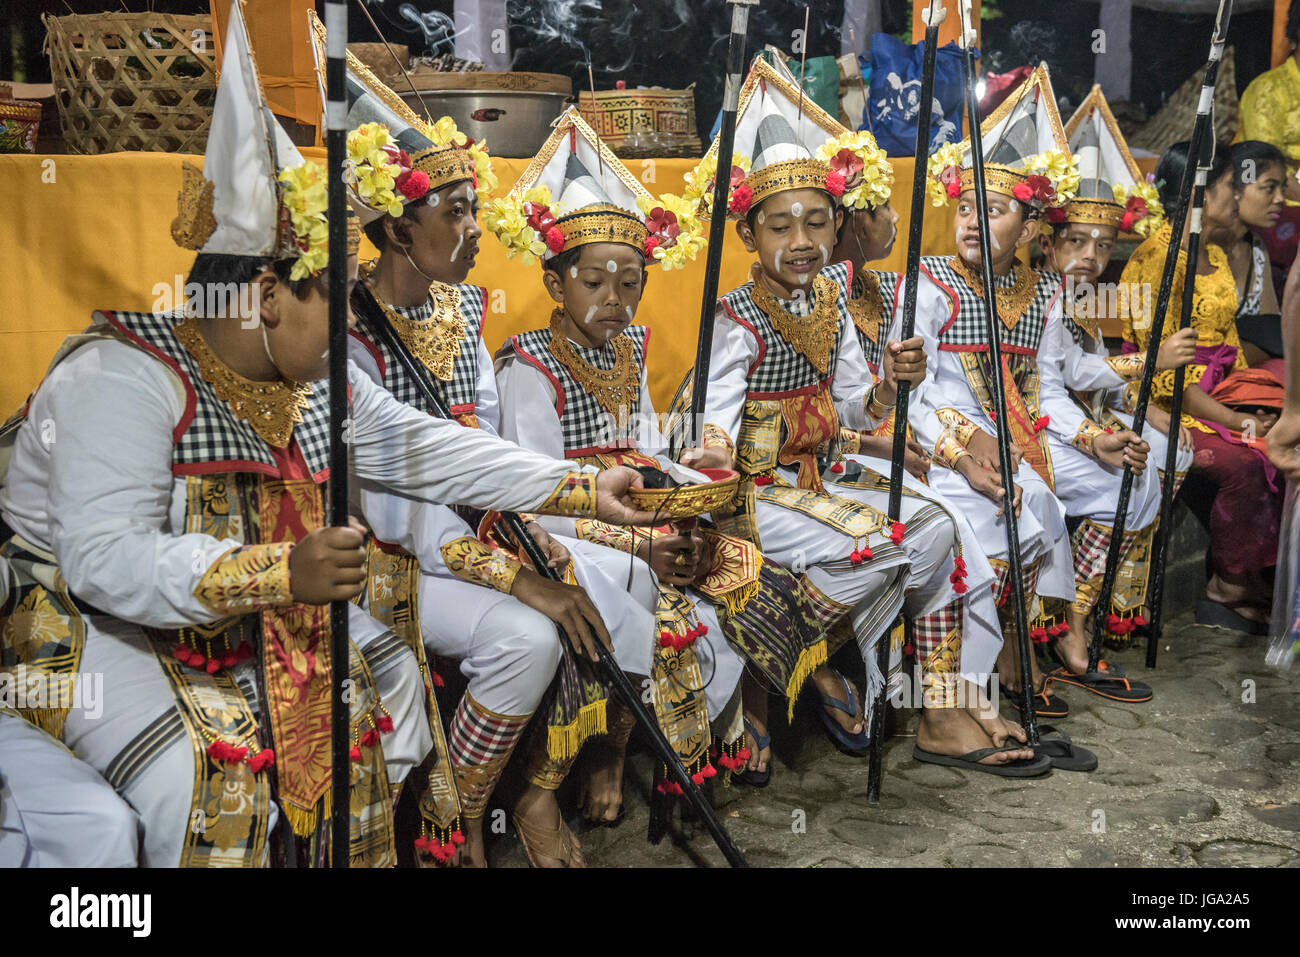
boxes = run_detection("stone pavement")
[486,614,1300,867]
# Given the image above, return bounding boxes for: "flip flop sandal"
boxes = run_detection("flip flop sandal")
[1045,663,1153,703]
[513,812,583,868]
[738,717,772,787]
[1000,677,1070,719]
[912,744,1052,778]
[1195,597,1268,636]
[815,672,873,757]
[1032,723,1099,772]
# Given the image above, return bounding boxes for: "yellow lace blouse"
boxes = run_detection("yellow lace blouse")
[1119,222,1244,432]
[1236,56,1300,168]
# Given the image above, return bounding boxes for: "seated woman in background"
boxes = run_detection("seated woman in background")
[1121,140,1284,635]
[1220,141,1287,365]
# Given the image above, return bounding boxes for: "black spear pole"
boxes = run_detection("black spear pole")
[689,0,759,432]
[1144,133,1216,669]
[956,0,1039,745]
[866,0,946,805]
[323,0,352,868]
[352,284,748,867]
[1089,0,1234,673]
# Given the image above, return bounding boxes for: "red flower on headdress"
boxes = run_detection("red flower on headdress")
[1046,207,1066,224]
[825,171,846,197]
[545,226,566,254]
[1012,182,1033,202]
[939,165,962,198]
[830,147,866,191]
[1023,174,1056,206]
[396,168,431,200]
[1121,195,1148,233]
[645,206,681,250]
[644,236,661,257]
[524,201,556,234]
[729,183,753,214]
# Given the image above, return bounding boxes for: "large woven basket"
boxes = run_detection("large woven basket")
[43,12,217,154]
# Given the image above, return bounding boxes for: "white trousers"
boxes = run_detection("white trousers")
[0,712,139,867]
[60,603,429,867]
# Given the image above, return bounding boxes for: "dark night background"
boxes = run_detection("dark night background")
[1,1,1277,144]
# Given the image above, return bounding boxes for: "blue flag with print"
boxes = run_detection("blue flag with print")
[865,33,973,157]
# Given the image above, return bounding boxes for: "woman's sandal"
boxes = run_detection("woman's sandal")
[1031,723,1099,772]
[513,811,583,868]
[816,671,872,757]
[739,717,772,788]
[1195,597,1269,636]
[1000,676,1070,719]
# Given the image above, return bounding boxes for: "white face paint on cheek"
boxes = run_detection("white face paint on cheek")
[625,305,634,320]
[570,266,579,279]
[449,233,464,262]
[606,260,617,272]
[774,249,784,273]
[818,244,830,265]
[791,202,804,218]
[584,305,598,324]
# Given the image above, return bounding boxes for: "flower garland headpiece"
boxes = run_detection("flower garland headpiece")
[814,130,894,211]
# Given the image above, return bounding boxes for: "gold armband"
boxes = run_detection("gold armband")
[1073,419,1107,456]
[701,423,735,454]
[537,471,597,517]
[1104,354,1145,381]
[440,537,522,594]
[933,432,973,471]
[193,543,294,616]
[865,383,895,421]
[935,408,980,446]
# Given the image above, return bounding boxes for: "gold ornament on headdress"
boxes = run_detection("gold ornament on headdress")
[411,144,480,194]
[1061,198,1125,229]
[172,161,218,251]
[959,163,1028,199]
[555,203,650,253]
[744,157,832,209]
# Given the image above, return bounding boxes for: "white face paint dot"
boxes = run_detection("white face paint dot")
[1008,199,1020,213]
[467,187,476,203]
[1090,228,1100,238]
[606,260,618,272]
[569,266,579,279]
[791,202,804,218]
[427,193,441,207]
[756,210,766,226]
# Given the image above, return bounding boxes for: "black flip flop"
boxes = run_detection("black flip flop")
[1045,663,1153,703]
[1195,597,1268,636]
[1032,723,1098,772]
[1001,678,1070,719]
[912,744,1052,778]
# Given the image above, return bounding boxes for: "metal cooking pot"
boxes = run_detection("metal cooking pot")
[398,89,574,157]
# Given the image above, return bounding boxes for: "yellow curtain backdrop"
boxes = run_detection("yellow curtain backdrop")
[0,152,956,415]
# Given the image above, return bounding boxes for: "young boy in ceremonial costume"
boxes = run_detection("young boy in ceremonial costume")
[310,32,658,867]
[492,108,830,805]
[1035,84,1196,667]
[691,60,1041,775]
[0,5,657,867]
[905,65,1155,720]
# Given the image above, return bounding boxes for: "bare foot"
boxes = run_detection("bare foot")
[444,814,486,868]
[1051,609,1094,674]
[959,678,1027,748]
[578,736,626,825]
[513,784,585,868]
[917,708,1035,766]
[997,635,1046,695]
[810,664,864,735]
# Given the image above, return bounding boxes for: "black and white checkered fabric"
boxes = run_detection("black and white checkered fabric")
[855,268,900,371]
[507,324,649,457]
[921,257,1062,355]
[718,260,851,397]
[100,310,333,478]
[352,283,486,416]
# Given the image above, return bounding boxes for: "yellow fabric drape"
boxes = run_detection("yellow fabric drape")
[0,152,958,415]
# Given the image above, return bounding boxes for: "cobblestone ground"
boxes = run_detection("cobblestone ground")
[486,614,1300,867]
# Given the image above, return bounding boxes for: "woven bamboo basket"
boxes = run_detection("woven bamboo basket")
[578,87,702,158]
[43,12,218,155]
